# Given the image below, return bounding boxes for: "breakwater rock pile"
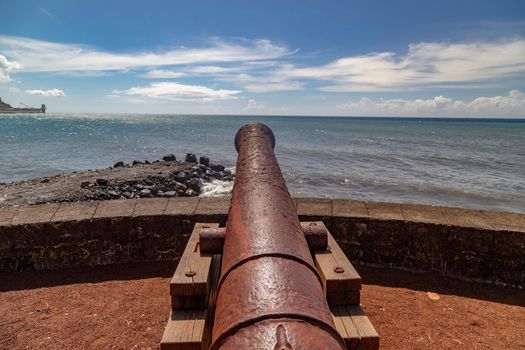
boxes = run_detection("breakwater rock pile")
[83,154,234,200]
[0,153,234,207]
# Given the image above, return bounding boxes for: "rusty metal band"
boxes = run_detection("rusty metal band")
[211,257,346,350]
[215,252,324,294]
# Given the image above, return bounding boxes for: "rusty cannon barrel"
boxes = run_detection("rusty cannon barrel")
[210,123,346,350]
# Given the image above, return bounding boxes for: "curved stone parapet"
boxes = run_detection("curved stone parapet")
[0,197,523,288]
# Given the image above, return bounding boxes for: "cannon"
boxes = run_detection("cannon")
[161,123,378,349]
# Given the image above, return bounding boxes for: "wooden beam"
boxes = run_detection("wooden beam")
[331,305,360,350]
[346,305,379,350]
[162,227,222,350]
[201,254,221,349]
[160,309,206,350]
[170,223,219,310]
[314,222,362,305]
[331,305,379,350]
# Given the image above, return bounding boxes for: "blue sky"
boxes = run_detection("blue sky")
[1,0,525,116]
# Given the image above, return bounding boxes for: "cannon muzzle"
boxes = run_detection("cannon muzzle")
[210,123,346,349]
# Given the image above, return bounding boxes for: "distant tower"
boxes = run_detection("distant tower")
[41,104,46,113]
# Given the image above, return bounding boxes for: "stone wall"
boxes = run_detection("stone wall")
[0,197,523,288]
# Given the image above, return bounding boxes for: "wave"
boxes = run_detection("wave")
[201,180,233,197]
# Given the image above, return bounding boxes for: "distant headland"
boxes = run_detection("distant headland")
[0,97,46,114]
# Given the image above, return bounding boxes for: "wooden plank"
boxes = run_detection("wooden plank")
[162,252,222,350]
[347,305,379,350]
[202,255,221,350]
[331,305,379,350]
[331,305,359,350]
[160,309,207,350]
[191,310,206,349]
[170,223,219,309]
[313,222,361,305]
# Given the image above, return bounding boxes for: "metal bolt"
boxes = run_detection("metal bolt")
[334,266,345,273]
[185,270,196,277]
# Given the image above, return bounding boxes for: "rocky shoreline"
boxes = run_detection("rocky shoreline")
[0,153,234,208]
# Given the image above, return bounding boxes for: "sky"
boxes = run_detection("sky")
[1,0,525,117]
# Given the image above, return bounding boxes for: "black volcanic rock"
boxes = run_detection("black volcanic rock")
[199,156,210,167]
[210,163,225,172]
[96,178,109,186]
[185,153,197,162]
[163,154,176,162]
[189,178,203,192]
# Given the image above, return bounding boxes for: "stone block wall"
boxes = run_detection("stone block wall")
[0,197,523,288]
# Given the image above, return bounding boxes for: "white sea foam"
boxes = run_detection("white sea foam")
[201,179,233,197]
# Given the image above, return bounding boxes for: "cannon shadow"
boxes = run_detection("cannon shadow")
[1,261,523,308]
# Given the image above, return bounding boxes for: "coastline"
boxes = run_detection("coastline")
[2,114,523,212]
[0,155,233,208]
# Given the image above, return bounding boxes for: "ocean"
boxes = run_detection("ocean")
[0,113,523,212]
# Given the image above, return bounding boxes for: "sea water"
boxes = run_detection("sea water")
[0,113,523,212]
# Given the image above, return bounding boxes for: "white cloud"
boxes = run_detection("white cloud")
[25,88,66,97]
[113,82,241,102]
[220,72,304,93]
[142,70,186,78]
[187,65,238,74]
[244,81,305,93]
[281,38,525,92]
[142,64,269,81]
[182,38,525,93]
[0,36,290,73]
[3,34,525,100]
[246,99,264,109]
[337,90,525,117]
[467,90,525,116]
[0,54,21,83]
[40,7,60,23]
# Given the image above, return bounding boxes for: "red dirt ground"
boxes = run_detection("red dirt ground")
[1,262,524,349]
